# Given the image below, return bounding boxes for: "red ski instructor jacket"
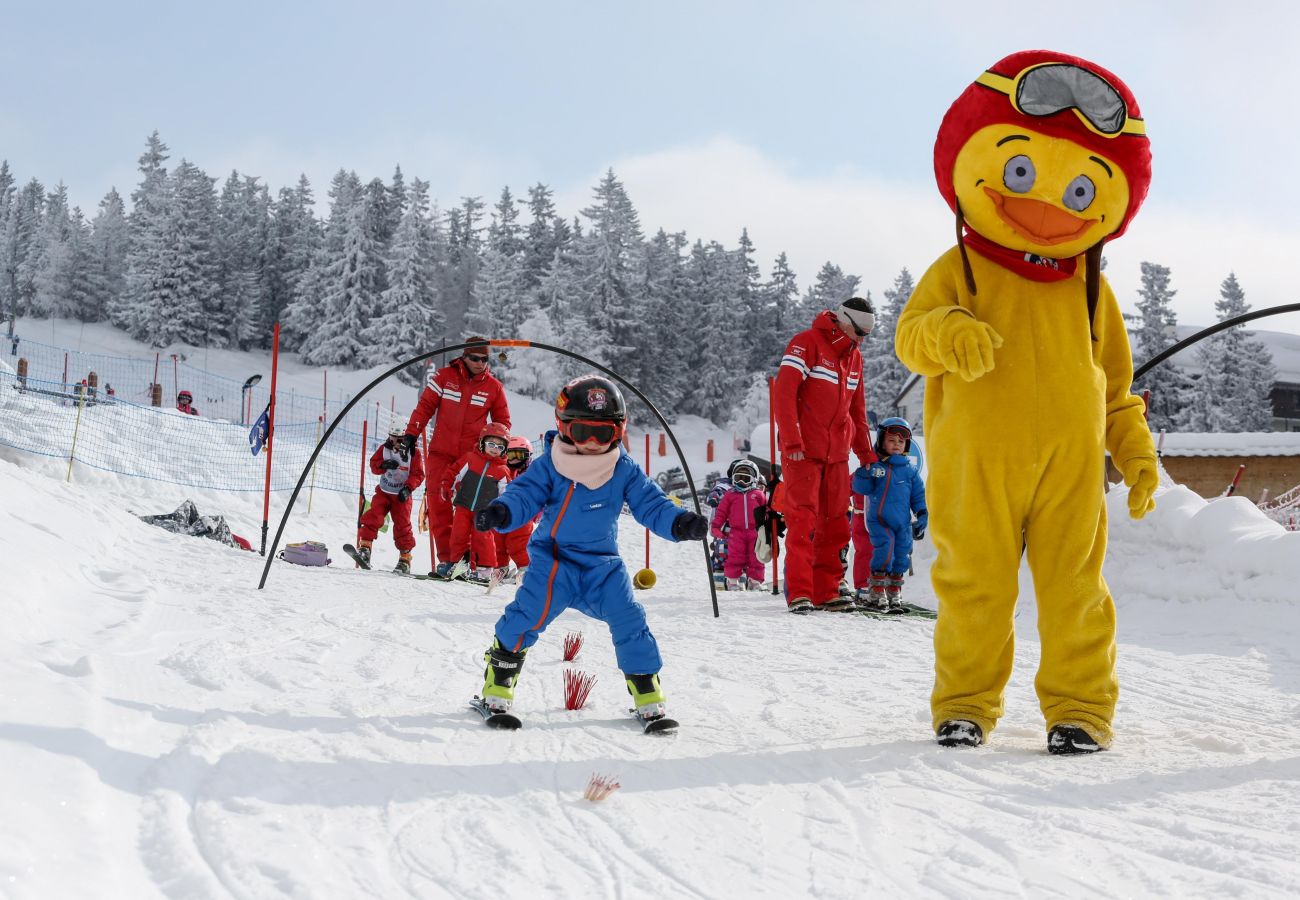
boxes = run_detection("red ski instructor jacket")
[405,358,511,459]
[773,310,876,466]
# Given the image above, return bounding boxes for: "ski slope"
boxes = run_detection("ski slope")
[3,407,1300,899]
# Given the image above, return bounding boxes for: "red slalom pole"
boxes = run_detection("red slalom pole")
[259,323,281,555]
[355,419,369,564]
[422,428,436,574]
[768,376,780,594]
[1225,464,1246,497]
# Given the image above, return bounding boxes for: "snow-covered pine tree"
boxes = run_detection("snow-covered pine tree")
[213,172,269,350]
[798,262,860,323]
[6,179,46,321]
[522,183,560,292]
[87,189,129,323]
[683,240,747,424]
[281,170,359,351]
[0,161,15,329]
[267,176,321,349]
[363,177,444,381]
[1131,261,1194,431]
[442,196,485,337]
[118,132,172,338]
[639,228,691,411]
[31,183,77,319]
[470,187,527,340]
[302,200,379,366]
[735,229,765,371]
[758,252,799,369]
[861,267,915,418]
[1184,273,1277,432]
[574,170,644,370]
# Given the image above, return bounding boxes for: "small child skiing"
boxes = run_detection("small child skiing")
[491,435,538,583]
[709,459,768,590]
[357,424,426,572]
[176,390,199,416]
[472,374,710,725]
[438,422,511,579]
[851,417,927,613]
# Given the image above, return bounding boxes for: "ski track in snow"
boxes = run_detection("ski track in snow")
[3,452,1300,898]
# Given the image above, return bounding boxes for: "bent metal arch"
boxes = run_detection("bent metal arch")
[256,338,722,618]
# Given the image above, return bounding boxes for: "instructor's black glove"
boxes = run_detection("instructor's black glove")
[475,502,512,532]
[753,505,768,529]
[401,433,418,455]
[397,486,411,503]
[672,511,710,542]
[912,523,925,541]
[380,459,400,471]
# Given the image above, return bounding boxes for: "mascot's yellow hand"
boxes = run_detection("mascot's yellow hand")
[1124,460,1158,520]
[937,313,1004,382]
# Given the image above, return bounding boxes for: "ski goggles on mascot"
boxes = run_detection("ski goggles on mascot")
[974,62,1146,139]
[558,418,625,447]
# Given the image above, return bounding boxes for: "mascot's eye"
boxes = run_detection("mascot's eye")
[1062,174,1096,212]
[1002,155,1036,193]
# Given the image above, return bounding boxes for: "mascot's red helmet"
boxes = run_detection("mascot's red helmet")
[934,49,1152,241]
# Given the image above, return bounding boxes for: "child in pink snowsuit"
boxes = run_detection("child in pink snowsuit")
[709,459,767,590]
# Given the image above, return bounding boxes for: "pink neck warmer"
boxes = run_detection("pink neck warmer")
[551,439,620,489]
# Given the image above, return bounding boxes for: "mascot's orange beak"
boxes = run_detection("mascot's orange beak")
[982,186,1096,246]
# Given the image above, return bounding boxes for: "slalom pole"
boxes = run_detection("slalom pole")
[65,381,88,482]
[259,323,280,555]
[1225,464,1246,498]
[768,376,780,595]
[306,415,322,515]
[645,432,651,570]
[356,420,369,564]
[422,428,436,574]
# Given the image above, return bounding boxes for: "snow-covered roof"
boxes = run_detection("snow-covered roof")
[1152,431,1300,457]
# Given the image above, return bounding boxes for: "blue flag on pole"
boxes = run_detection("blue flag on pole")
[248,404,271,456]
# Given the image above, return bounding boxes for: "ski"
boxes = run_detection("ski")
[632,709,680,734]
[850,603,937,621]
[469,697,522,730]
[484,566,514,595]
[341,543,371,570]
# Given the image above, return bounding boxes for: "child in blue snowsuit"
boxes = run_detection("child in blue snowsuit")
[852,417,927,613]
[472,375,710,720]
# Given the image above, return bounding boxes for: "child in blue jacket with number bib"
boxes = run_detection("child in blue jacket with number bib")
[852,417,927,613]
[472,375,710,723]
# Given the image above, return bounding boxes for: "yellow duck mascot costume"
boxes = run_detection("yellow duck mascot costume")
[896,50,1159,754]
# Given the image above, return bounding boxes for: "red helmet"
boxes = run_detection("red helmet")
[934,50,1152,242]
[478,421,510,453]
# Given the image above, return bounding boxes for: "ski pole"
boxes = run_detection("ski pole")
[1225,464,1246,497]
[356,420,368,565]
[65,381,88,482]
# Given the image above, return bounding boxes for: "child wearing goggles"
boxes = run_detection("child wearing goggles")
[851,418,927,614]
[437,422,511,580]
[491,436,539,584]
[471,374,710,727]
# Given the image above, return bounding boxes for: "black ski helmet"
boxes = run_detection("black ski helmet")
[556,375,626,424]
[555,375,627,448]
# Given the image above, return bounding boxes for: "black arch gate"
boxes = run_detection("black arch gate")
[256,338,721,618]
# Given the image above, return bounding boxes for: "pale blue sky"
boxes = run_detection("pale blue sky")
[5,0,1299,334]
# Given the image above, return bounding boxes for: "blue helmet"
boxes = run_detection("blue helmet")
[874,417,912,455]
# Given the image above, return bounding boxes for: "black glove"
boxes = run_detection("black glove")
[397,486,411,503]
[912,523,926,541]
[401,433,418,455]
[380,459,400,471]
[475,502,512,532]
[774,514,787,538]
[753,505,768,529]
[672,511,710,542]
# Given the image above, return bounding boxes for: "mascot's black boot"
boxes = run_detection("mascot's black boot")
[1047,725,1103,755]
[936,719,984,748]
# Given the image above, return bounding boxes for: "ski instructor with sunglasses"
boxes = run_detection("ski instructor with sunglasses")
[773,297,879,614]
[404,337,512,566]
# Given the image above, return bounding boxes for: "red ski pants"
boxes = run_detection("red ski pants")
[448,505,499,568]
[358,490,416,552]
[494,522,533,569]
[423,451,457,563]
[780,456,850,604]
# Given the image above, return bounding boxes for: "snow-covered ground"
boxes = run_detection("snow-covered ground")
[4,375,1300,897]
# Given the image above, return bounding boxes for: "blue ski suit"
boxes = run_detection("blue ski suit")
[486,432,690,674]
[852,454,928,575]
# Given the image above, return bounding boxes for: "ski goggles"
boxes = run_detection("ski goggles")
[505,447,530,463]
[882,425,911,441]
[559,418,625,446]
[975,63,1145,138]
[731,471,756,488]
